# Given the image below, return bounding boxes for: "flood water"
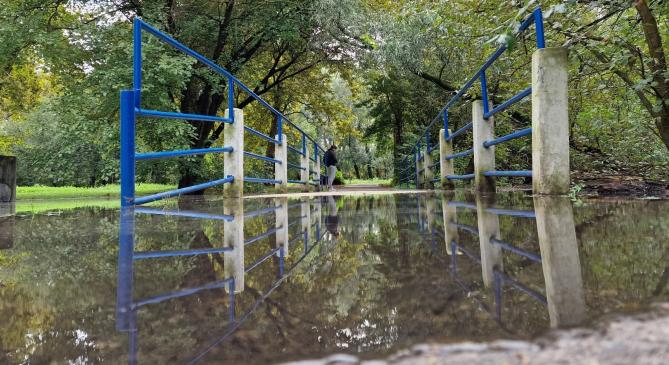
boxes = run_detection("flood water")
[1,192,669,364]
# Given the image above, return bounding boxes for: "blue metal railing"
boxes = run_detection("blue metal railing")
[121,18,326,206]
[399,8,545,187]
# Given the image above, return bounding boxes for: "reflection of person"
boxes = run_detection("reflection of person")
[325,196,339,238]
[323,145,338,191]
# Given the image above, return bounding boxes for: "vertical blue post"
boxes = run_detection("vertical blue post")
[228,77,235,123]
[133,18,142,108]
[480,71,490,118]
[278,246,285,277]
[228,280,236,323]
[425,132,430,152]
[302,134,307,155]
[443,111,450,138]
[120,90,136,207]
[494,271,503,320]
[534,8,545,49]
[277,115,283,144]
[116,207,135,332]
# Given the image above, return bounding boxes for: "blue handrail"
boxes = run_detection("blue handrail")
[401,8,545,187]
[121,18,326,206]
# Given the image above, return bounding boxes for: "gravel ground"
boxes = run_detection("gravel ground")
[280,303,669,365]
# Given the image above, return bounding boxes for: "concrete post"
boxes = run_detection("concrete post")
[0,156,17,202]
[275,197,289,256]
[0,202,15,250]
[423,147,434,189]
[415,152,423,188]
[439,129,454,189]
[314,147,321,191]
[532,48,570,195]
[274,135,288,192]
[440,193,458,255]
[534,196,586,327]
[223,108,244,198]
[301,144,311,191]
[472,100,496,193]
[223,199,244,293]
[475,194,503,287]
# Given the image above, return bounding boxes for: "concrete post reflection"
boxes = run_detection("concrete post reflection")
[476,195,503,287]
[275,197,289,256]
[440,194,458,255]
[224,199,244,293]
[534,196,587,327]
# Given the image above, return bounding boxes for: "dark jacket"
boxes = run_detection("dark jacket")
[324,149,338,167]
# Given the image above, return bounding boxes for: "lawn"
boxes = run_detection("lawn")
[16,184,175,200]
[344,178,393,186]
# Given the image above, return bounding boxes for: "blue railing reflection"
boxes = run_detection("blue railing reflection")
[116,197,327,364]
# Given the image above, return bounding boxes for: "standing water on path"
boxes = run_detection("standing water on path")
[1,192,669,364]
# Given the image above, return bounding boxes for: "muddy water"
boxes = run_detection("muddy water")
[1,192,668,364]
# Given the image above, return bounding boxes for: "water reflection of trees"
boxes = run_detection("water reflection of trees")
[1,196,669,363]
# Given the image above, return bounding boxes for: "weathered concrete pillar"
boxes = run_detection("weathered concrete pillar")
[423,147,434,189]
[224,199,244,293]
[274,134,288,192]
[532,48,570,195]
[301,143,311,191]
[441,193,458,255]
[0,202,15,250]
[275,197,289,256]
[425,195,436,232]
[476,194,503,287]
[439,129,454,189]
[472,101,496,193]
[0,156,17,202]
[415,152,424,188]
[314,146,322,191]
[223,108,244,198]
[534,196,586,327]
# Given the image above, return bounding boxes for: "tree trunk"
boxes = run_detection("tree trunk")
[635,0,669,149]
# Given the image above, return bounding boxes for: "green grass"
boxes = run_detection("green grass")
[17,184,175,200]
[344,178,393,186]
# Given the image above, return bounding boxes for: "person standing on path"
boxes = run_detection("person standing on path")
[324,145,338,191]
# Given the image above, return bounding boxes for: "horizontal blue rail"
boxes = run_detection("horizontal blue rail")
[427,144,439,154]
[134,247,233,260]
[245,247,282,273]
[446,174,475,180]
[136,147,232,161]
[287,179,306,184]
[486,208,536,218]
[445,149,473,160]
[245,177,281,184]
[288,162,305,170]
[447,201,477,210]
[483,128,532,148]
[134,207,234,221]
[244,226,283,245]
[452,241,481,264]
[136,108,233,124]
[482,170,532,177]
[491,238,541,262]
[134,175,233,205]
[244,205,281,219]
[134,277,234,308]
[244,126,281,145]
[450,222,479,236]
[244,151,281,165]
[445,122,473,142]
[496,270,547,305]
[484,87,531,119]
[287,145,305,156]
